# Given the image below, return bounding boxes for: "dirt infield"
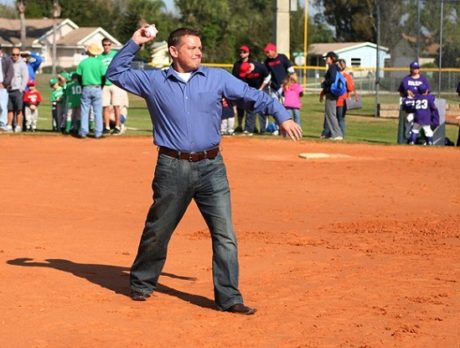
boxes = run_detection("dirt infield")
[1,135,459,347]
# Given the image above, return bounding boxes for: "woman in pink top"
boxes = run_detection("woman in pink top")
[282,74,303,126]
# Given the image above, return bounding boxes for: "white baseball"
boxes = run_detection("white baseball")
[144,25,158,38]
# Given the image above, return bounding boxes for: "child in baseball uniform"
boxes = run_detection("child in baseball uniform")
[49,77,64,131]
[403,84,439,145]
[220,97,235,136]
[22,80,42,131]
[63,72,82,134]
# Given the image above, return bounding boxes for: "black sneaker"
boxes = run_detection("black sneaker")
[111,127,121,135]
[103,128,111,135]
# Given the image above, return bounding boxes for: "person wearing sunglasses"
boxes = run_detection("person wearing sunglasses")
[98,38,124,135]
[5,47,29,132]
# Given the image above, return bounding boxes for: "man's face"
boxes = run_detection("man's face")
[11,48,20,62]
[102,41,112,54]
[169,35,202,73]
[264,49,277,59]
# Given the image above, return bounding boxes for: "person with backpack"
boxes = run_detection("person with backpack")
[319,51,345,140]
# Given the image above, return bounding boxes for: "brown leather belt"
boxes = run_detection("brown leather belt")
[159,146,219,162]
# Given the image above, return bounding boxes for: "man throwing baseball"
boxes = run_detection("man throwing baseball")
[106,26,302,315]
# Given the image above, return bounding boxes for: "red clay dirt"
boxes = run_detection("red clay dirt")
[0,135,459,347]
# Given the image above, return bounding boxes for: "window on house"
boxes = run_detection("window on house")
[351,58,361,67]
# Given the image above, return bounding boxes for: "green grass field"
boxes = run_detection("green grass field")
[32,74,459,144]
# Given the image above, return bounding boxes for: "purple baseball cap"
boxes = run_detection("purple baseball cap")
[410,61,420,70]
[418,84,428,94]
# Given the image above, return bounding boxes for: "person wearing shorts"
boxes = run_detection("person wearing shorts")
[99,37,124,135]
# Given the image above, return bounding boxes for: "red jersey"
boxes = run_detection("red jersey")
[23,89,43,106]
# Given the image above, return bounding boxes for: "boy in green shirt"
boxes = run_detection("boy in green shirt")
[49,77,63,132]
[63,72,82,134]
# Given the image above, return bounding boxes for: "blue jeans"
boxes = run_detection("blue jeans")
[0,88,8,127]
[79,86,103,137]
[130,152,243,310]
[336,106,346,137]
[244,110,266,133]
[286,107,300,126]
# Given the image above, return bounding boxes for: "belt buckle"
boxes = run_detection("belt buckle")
[188,153,194,162]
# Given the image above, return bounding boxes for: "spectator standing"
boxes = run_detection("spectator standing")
[6,47,29,132]
[239,61,271,135]
[22,80,42,132]
[98,37,124,135]
[107,26,302,313]
[319,51,343,140]
[282,73,303,126]
[263,43,295,102]
[0,44,14,130]
[76,43,106,139]
[220,97,235,136]
[336,59,358,137]
[231,45,251,132]
[108,89,129,134]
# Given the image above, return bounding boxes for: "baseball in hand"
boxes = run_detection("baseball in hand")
[143,24,158,38]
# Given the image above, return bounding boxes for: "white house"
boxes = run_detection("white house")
[150,41,170,68]
[307,42,391,78]
[0,18,121,69]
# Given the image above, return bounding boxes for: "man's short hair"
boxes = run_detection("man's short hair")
[101,37,112,45]
[167,28,201,48]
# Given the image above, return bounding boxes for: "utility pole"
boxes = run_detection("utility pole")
[375,0,381,117]
[437,0,444,97]
[16,0,26,48]
[275,0,290,57]
[51,0,61,76]
[416,0,420,62]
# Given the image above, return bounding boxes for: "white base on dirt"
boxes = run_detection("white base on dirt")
[298,153,351,159]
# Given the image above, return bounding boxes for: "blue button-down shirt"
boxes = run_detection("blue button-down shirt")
[107,39,291,152]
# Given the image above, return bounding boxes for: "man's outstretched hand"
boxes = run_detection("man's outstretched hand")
[280,120,303,141]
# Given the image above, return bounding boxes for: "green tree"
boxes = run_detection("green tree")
[174,0,274,62]
[115,0,177,61]
[313,0,375,42]
[290,5,334,56]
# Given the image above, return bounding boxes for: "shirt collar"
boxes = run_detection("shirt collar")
[165,65,207,81]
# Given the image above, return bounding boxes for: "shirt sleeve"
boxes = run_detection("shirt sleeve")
[220,69,291,123]
[21,63,29,91]
[106,39,154,98]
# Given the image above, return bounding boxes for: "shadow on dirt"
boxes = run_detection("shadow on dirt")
[6,257,216,310]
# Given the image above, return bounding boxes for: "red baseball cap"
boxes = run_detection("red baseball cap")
[240,45,250,53]
[27,80,35,87]
[264,43,276,52]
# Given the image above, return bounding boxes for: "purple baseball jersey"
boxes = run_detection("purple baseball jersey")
[412,94,439,126]
[398,74,431,97]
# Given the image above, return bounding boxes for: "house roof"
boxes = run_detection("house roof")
[0,18,64,47]
[0,17,121,49]
[308,42,389,56]
[54,27,121,47]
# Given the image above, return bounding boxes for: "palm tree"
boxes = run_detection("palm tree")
[16,0,26,47]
